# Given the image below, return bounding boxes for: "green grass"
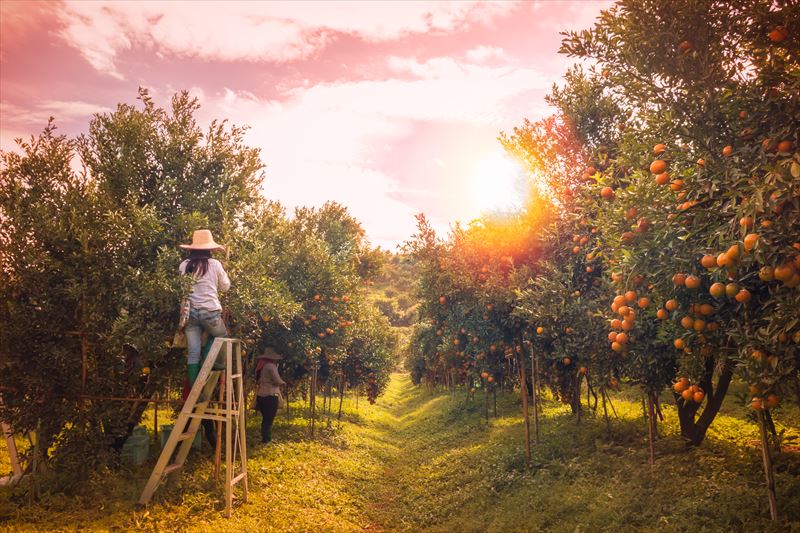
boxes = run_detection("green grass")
[1,374,799,532]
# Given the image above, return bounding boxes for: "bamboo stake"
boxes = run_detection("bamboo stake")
[310,366,317,438]
[517,349,531,466]
[337,377,345,422]
[646,394,656,466]
[757,409,779,521]
[530,346,540,445]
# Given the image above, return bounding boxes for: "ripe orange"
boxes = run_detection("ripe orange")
[536,326,544,334]
[611,341,623,352]
[768,26,788,42]
[696,158,705,167]
[573,246,581,254]
[613,294,626,304]
[579,367,587,375]
[625,290,637,302]
[439,296,446,304]
[681,388,693,401]
[709,282,725,298]
[608,331,618,342]
[674,338,685,349]
[777,140,793,152]
[684,275,701,289]
[610,318,622,329]
[764,393,779,409]
[693,391,705,403]
[637,297,650,309]
[774,262,797,282]
[653,143,666,155]
[699,303,714,316]
[723,283,738,299]
[735,289,751,303]
[743,233,759,252]
[670,179,684,191]
[700,255,716,269]
[650,160,667,174]
[481,371,489,379]
[601,186,615,200]
[726,244,740,262]
[616,332,628,344]
[672,272,686,286]
[655,172,670,185]
[621,319,634,331]
[739,216,754,228]
[722,145,733,157]
[751,397,763,410]
[678,40,693,53]
[665,299,679,311]
[625,207,638,220]
[657,308,669,320]
[716,252,729,267]
[673,381,686,393]
[693,319,706,332]
[680,316,694,329]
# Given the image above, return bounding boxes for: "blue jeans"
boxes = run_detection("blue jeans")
[185,308,228,365]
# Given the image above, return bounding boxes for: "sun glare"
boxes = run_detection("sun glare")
[470,153,525,216]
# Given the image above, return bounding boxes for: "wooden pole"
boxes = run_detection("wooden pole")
[215,372,224,484]
[484,381,489,423]
[646,394,656,466]
[530,346,540,445]
[337,377,346,421]
[517,349,531,466]
[153,394,159,445]
[310,365,317,438]
[757,409,779,521]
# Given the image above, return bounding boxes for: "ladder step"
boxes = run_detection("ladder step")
[231,472,247,486]
[176,431,196,441]
[186,413,226,421]
[163,463,183,475]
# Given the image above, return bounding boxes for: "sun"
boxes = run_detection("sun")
[470,152,525,215]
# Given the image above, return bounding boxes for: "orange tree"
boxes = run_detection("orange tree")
[0,90,262,472]
[226,200,392,401]
[556,0,799,446]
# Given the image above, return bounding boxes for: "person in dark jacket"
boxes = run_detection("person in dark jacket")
[254,347,286,443]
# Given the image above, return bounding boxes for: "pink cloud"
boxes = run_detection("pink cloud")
[54,1,520,79]
[1,1,611,248]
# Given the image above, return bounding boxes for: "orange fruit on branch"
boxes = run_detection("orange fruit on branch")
[700,255,717,269]
[709,282,726,299]
[650,160,667,174]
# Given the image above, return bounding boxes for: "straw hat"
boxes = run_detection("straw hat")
[256,347,284,360]
[179,229,224,251]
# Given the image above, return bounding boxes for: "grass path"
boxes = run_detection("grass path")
[2,373,799,532]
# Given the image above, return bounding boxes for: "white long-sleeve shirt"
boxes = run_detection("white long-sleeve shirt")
[179,258,230,311]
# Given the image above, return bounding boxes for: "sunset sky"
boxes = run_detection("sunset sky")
[0,1,610,249]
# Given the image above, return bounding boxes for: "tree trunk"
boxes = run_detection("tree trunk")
[676,357,733,446]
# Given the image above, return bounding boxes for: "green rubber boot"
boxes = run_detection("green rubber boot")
[187,363,200,387]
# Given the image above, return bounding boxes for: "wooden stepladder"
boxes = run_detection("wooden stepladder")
[138,337,248,517]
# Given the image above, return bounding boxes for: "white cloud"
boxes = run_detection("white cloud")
[465,45,506,63]
[0,100,112,127]
[55,1,520,79]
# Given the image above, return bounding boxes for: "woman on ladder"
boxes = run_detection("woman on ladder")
[179,229,230,447]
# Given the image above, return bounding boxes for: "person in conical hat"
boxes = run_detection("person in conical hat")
[179,229,230,387]
[254,346,286,444]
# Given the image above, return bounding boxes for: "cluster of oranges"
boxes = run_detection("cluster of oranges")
[607,290,649,353]
[672,378,705,403]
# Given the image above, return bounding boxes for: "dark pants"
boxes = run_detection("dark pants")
[256,395,279,443]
